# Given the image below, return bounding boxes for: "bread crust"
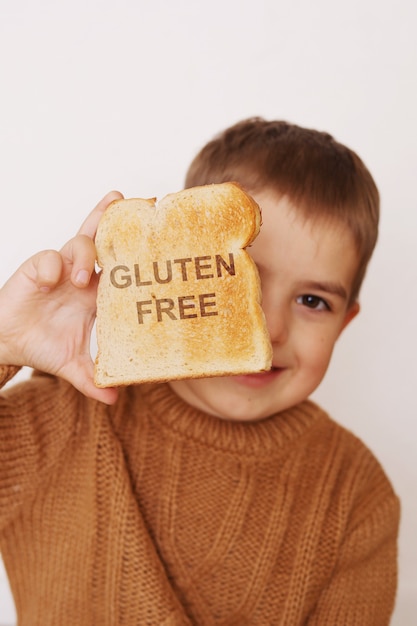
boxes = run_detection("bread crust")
[94,183,272,387]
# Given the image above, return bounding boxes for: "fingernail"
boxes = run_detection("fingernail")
[75,269,89,286]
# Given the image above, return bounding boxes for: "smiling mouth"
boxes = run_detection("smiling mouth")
[232,366,284,388]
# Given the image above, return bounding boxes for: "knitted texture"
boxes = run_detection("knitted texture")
[0,366,400,625]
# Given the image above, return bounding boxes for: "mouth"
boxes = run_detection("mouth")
[232,365,284,388]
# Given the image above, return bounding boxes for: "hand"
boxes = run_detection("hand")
[0,191,123,404]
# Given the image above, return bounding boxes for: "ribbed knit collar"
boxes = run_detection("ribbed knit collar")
[139,383,325,458]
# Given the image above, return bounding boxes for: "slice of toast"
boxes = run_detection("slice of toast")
[94,182,272,386]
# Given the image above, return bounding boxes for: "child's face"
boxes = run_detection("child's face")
[169,190,360,422]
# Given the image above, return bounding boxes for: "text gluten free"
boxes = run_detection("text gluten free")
[109,253,236,324]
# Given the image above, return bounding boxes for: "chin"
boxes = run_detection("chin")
[171,371,299,423]
[206,380,277,422]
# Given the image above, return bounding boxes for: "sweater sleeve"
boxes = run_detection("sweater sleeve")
[306,480,400,625]
[0,365,82,530]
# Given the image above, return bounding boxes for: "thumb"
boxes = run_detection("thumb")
[60,357,119,405]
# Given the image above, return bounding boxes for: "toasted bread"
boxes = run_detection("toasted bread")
[94,182,272,386]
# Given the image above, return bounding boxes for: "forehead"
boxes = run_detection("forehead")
[249,190,359,294]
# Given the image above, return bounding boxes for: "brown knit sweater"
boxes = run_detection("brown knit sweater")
[0,365,399,625]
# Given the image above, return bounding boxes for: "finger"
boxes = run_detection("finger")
[91,386,119,405]
[78,190,124,240]
[80,377,119,405]
[64,358,119,405]
[32,250,63,291]
[60,234,98,288]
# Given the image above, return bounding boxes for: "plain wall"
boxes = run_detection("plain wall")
[0,1,416,624]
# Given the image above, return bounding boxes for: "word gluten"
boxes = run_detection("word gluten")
[109,253,235,288]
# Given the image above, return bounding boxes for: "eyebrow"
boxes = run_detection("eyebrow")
[302,280,348,300]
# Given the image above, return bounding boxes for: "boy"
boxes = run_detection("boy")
[0,118,399,625]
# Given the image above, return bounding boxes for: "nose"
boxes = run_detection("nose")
[261,293,289,345]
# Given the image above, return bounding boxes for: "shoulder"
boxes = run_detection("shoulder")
[301,399,390,473]
[300,399,400,521]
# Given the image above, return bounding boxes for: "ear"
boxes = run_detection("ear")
[338,301,360,337]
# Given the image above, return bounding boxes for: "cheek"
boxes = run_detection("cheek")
[300,333,336,378]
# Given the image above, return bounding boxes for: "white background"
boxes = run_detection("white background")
[0,1,416,624]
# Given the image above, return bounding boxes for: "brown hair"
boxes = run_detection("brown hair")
[185,117,379,304]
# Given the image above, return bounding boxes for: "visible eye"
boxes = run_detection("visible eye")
[296,294,330,311]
